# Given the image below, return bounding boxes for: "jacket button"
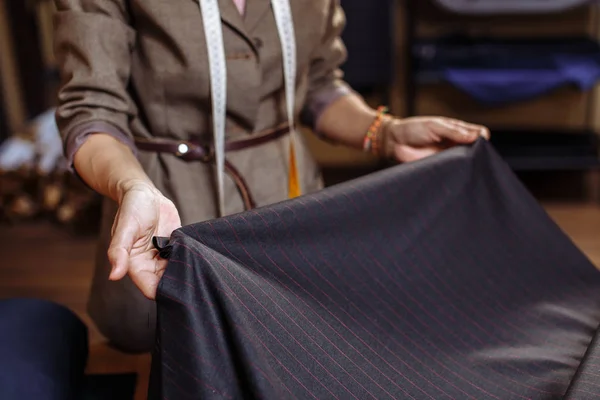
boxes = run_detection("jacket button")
[253,37,263,49]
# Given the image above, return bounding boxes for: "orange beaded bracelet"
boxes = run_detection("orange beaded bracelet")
[363,106,389,156]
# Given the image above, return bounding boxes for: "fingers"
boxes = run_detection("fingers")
[128,256,167,300]
[110,207,121,237]
[427,118,490,144]
[107,215,138,281]
[129,270,160,300]
[428,118,480,143]
[447,118,491,140]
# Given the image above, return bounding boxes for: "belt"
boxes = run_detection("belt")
[134,124,290,211]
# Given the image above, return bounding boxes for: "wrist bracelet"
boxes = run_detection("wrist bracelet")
[363,106,389,156]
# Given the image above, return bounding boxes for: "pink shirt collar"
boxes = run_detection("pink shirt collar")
[232,0,246,14]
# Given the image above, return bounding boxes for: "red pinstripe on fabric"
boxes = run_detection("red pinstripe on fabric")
[159,265,301,399]
[149,139,600,399]
[259,204,507,399]
[272,201,541,399]
[286,195,555,396]
[339,182,576,369]
[210,219,389,400]
[173,241,419,399]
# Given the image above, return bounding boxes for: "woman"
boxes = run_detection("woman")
[53,0,489,353]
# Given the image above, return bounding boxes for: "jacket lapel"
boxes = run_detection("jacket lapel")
[244,0,273,33]
[217,0,248,38]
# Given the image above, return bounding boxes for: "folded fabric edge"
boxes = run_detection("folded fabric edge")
[152,236,173,259]
[562,321,600,398]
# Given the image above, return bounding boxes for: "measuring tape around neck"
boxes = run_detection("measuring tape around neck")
[198,0,299,217]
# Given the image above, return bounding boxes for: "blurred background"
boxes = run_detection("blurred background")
[2,0,600,399]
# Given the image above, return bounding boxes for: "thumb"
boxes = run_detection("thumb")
[107,215,138,281]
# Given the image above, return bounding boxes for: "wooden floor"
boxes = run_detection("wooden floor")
[1,200,600,399]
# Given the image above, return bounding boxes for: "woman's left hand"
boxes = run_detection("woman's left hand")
[382,116,490,163]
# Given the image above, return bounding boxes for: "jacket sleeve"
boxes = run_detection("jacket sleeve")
[53,0,138,167]
[299,0,354,132]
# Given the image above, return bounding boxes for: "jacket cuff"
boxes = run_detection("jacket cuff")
[300,83,353,135]
[64,121,137,172]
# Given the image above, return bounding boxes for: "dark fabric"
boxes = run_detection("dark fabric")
[415,35,600,105]
[564,326,600,399]
[149,139,600,399]
[0,298,89,400]
[339,0,394,90]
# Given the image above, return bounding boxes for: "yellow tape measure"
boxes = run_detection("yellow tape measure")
[288,141,300,198]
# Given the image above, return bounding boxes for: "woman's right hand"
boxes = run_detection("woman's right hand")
[107,181,181,300]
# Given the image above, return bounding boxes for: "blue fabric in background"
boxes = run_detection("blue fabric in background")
[415,35,600,105]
